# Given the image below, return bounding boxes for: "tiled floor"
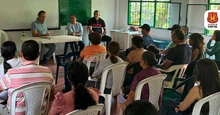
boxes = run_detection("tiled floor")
[43,61,65,94]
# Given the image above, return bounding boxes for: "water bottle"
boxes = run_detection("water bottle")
[22,31,25,39]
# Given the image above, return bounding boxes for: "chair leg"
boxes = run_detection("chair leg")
[53,52,56,64]
[64,65,71,92]
[55,65,59,84]
[105,94,112,115]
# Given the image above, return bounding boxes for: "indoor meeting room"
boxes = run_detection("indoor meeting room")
[0,0,220,115]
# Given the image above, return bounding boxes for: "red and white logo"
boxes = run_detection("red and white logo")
[204,10,220,30]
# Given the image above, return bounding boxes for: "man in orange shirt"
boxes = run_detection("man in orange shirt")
[78,32,106,61]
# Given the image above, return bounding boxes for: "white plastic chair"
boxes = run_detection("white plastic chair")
[159,64,188,88]
[10,81,52,115]
[134,74,167,110]
[65,104,104,115]
[192,92,220,115]
[99,62,129,115]
[85,52,107,74]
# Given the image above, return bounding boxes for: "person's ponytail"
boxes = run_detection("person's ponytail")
[74,84,96,110]
[110,54,118,64]
[3,60,12,74]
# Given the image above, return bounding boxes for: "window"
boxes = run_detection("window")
[186,4,207,34]
[207,0,220,35]
[128,0,181,29]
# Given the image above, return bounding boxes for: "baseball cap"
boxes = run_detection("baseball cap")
[139,24,150,31]
[168,24,181,31]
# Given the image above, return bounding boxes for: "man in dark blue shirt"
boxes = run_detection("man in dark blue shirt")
[88,10,111,49]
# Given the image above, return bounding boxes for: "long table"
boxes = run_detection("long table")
[21,35,82,64]
[21,35,82,44]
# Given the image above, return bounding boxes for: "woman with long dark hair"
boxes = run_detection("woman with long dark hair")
[49,61,99,115]
[160,58,220,115]
[0,41,22,99]
[91,41,123,94]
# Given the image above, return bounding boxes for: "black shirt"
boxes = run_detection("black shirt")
[167,44,192,65]
[88,17,106,34]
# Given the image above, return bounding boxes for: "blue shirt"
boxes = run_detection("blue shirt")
[31,19,47,36]
[66,22,83,37]
[142,35,153,48]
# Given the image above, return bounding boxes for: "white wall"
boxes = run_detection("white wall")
[2,0,213,54]
[4,0,116,55]
[92,0,116,36]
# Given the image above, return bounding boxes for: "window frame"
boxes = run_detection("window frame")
[185,4,208,35]
[127,0,181,29]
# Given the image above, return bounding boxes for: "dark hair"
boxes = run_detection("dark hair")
[38,10,46,16]
[181,25,189,36]
[195,58,220,97]
[189,33,205,51]
[108,41,120,63]
[213,30,220,41]
[67,61,96,110]
[147,45,159,55]
[142,51,157,67]
[173,29,185,41]
[1,41,17,74]
[70,14,76,18]
[21,40,39,61]
[132,36,144,48]
[124,100,159,115]
[89,32,101,45]
[94,10,100,14]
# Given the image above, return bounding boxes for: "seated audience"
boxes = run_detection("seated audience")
[206,30,220,69]
[181,25,189,43]
[161,29,192,70]
[125,100,159,115]
[65,14,84,54]
[78,32,106,62]
[147,45,161,64]
[117,51,160,114]
[161,24,181,55]
[126,36,146,75]
[147,45,160,55]
[49,61,99,115]
[185,33,205,78]
[0,40,55,115]
[160,58,220,115]
[91,41,123,94]
[126,24,153,56]
[122,36,146,93]
[0,41,22,100]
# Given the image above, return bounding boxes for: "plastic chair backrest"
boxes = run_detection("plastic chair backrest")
[192,92,220,115]
[99,62,129,96]
[134,74,167,110]
[66,104,104,115]
[85,52,107,73]
[10,81,52,115]
[160,64,188,88]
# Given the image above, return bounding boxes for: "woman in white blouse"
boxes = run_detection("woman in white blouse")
[0,41,22,99]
